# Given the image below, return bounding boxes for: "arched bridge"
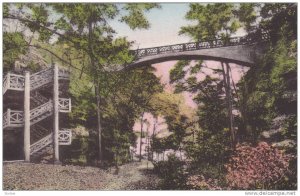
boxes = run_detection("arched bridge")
[127,33,269,68]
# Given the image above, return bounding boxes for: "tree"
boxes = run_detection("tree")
[236,3,297,142]
[176,3,242,147]
[4,3,161,165]
[3,32,28,73]
[235,3,297,189]
[179,3,240,41]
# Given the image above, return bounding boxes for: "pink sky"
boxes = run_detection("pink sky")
[133,60,249,141]
[152,60,249,109]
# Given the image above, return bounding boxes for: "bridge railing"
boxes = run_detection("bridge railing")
[133,33,269,59]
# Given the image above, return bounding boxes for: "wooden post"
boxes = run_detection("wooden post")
[139,112,144,162]
[24,71,30,162]
[68,98,71,112]
[53,65,60,164]
[7,109,11,127]
[226,63,235,147]
[7,72,10,90]
[221,62,236,148]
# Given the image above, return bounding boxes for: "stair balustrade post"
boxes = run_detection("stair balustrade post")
[53,64,60,164]
[7,72,10,90]
[69,98,71,112]
[7,108,11,126]
[24,71,31,162]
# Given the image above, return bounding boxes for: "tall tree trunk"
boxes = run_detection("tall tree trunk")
[226,62,235,147]
[88,19,103,165]
[95,82,103,165]
[221,62,235,148]
[151,117,158,160]
[139,112,144,162]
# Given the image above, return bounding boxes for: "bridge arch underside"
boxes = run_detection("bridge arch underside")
[128,44,264,69]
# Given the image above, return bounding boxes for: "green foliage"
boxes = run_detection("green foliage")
[237,25,297,142]
[169,60,190,83]
[179,3,239,41]
[234,3,257,32]
[281,114,297,142]
[190,60,203,74]
[3,32,28,72]
[3,3,162,166]
[69,66,163,164]
[61,136,89,166]
[153,154,187,190]
[104,129,135,166]
[120,3,161,30]
[3,4,9,17]
[235,4,297,190]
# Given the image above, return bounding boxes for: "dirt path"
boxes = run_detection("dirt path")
[3,160,161,190]
[103,160,161,190]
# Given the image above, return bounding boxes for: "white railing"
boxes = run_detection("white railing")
[3,111,9,128]
[3,74,8,94]
[59,98,71,113]
[3,109,23,128]
[30,133,53,155]
[3,109,24,128]
[8,109,24,127]
[3,67,70,94]
[58,129,72,145]
[4,98,72,128]
[2,73,25,94]
[30,68,53,90]
[30,100,53,122]
[3,102,53,128]
[9,73,25,90]
[30,129,72,154]
[58,68,70,80]
[133,33,270,59]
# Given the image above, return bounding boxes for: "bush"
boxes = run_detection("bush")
[153,154,187,190]
[60,136,89,166]
[225,142,292,189]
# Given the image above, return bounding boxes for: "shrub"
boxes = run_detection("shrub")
[153,154,187,190]
[225,142,292,189]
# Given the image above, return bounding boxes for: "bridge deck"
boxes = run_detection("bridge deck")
[127,33,269,68]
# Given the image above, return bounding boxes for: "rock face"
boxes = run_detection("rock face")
[272,139,296,149]
[14,47,49,73]
[261,115,296,149]
[261,115,287,139]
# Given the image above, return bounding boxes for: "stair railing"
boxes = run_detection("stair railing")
[58,129,72,145]
[58,68,70,80]
[3,110,9,128]
[7,109,24,128]
[30,129,72,154]
[4,97,71,128]
[2,73,25,95]
[30,133,53,155]
[3,74,8,94]
[30,100,53,121]
[3,67,70,95]
[30,68,53,90]
[58,98,71,113]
